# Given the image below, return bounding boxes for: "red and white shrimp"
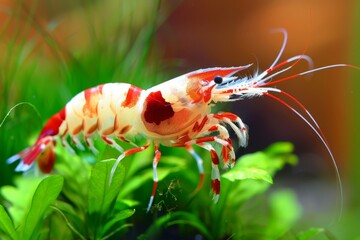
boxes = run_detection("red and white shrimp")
[7,29,354,212]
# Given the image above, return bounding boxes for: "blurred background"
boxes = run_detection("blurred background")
[0,0,359,238]
[155,0,360,225]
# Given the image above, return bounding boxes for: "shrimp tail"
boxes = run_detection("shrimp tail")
[7,108,65,173]
[7,137,56,173]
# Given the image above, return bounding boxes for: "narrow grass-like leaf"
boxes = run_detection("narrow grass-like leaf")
[142,211,212,240]
[52,201,86,239]
[100,209,135,238]
[102,224,133,240]
[21,175,64,240]
[51,205,86,240]
[0,205,17,240]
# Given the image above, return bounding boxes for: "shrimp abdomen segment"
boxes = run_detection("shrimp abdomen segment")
[62,83,143,148]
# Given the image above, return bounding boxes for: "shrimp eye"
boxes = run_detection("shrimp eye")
[214,76,223,84]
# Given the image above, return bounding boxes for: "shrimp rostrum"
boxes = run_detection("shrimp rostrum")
[7,29,352,211]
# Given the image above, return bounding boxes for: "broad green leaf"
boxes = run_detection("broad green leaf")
[88,160,125,214]
[297,228,327,240]
[224,178,271,207]
[0,204,16,240]
[21,175,64,240]
[222,166,273,183]
[0,177,43,226]
[88,160,125,238]
[224,142,297,183]
[221,142,297,205]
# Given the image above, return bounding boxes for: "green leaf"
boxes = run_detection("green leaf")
[88,160,125,238]
[297,228,327,240]
[118,170,151,199]
[221,143,297,205]
[88,160,125,214]
[52,201,86,239]
[0,204,17,240]
[265,141,294,154]
[100,209,135,237]
[21,175,64,240]
[264,190,301,239]
[142,211,211,240]
[0,177,43,226]
[223,142,297,185]
[265,142,298,166]
[55,147,90,212]
[222,165,273,183]
[119,156,186,198]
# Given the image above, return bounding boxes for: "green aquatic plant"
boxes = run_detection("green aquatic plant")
[0,142,332,239]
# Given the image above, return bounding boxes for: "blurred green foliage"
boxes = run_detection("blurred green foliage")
[0,0,164,185]
[340,1,360,240]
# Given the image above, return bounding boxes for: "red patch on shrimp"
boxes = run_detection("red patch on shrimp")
[83,85,103,117]
[37,146,55,174]
[38,107,66,139]
[122,85,142,108]
[142,91,193,135]
[143,91,174,125]
[211,179,220,195]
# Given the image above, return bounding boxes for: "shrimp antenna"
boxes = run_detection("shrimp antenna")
[255,27,314,84]
[259,63,355,88]
[269,28,288,69]
[0,102,41,129]
[248,29,360,222]
[263,90,344,222]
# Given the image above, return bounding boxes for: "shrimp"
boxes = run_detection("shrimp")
[7,29,354,212]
